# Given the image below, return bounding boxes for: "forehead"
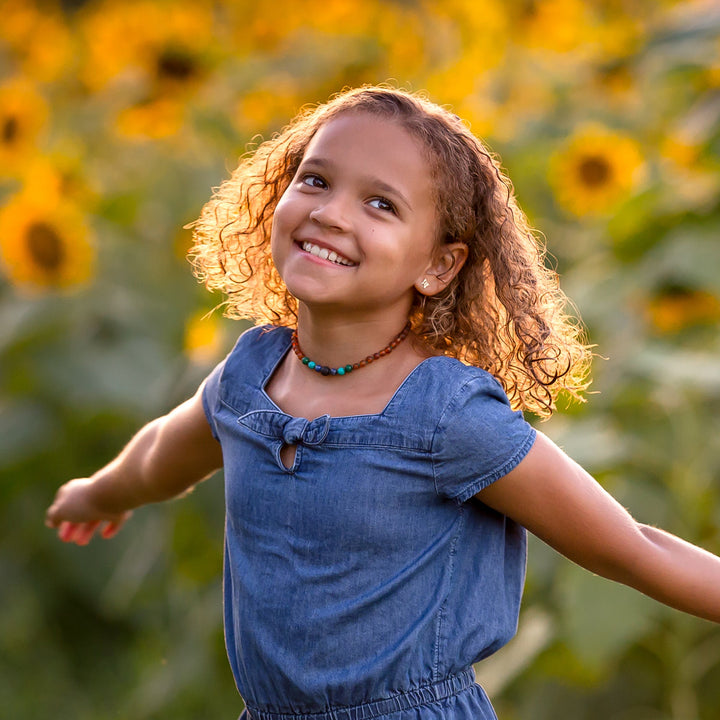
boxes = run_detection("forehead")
[301,112,433,189]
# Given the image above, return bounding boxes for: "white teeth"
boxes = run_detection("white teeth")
[301,241,354,266]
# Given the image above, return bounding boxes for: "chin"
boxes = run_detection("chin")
[283,280,337,309]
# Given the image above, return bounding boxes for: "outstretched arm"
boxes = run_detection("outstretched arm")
[45,382,223,545]
[477,431,720,623]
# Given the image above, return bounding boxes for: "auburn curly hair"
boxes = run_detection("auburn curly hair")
[188,85,591,417]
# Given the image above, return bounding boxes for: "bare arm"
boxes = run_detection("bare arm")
[45,382,223,545]
[477,431,720,623]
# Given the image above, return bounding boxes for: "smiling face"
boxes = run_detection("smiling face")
[270,112,443,321]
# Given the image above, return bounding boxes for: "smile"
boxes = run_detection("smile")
[301,241,356,266]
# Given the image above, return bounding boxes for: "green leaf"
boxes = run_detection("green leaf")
[559,566,658,673]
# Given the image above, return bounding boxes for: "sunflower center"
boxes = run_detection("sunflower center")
[519,0,540,18]
[156,48,196,82]
[2,115,19,144]
[578,156,611,187]
[26,222,65,272]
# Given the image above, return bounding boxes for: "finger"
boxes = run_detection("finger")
[102,510,132,539]
[59,521,77,542]
[45,505,61,529]
[60,522,93,545]
[74,521,101,546]
[101,520,124,539]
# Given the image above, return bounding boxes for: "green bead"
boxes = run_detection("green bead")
[302,357,310,365]
[308,361,316,369]
[345,365,353,373]
[337,367,345,375]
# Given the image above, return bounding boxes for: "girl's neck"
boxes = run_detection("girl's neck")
[265,306,433,420]
[294,306,415,370]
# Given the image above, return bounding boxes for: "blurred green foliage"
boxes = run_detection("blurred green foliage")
[1,0,720,718]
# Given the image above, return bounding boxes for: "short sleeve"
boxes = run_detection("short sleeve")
[432,373,536,504]
[201,358,227,442]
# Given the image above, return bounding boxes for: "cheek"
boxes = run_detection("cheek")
[272,191,290,227]
[270,193,295,250]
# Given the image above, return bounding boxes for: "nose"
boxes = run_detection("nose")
[309,194,352,232]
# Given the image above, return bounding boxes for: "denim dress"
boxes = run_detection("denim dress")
[202,325,537,720]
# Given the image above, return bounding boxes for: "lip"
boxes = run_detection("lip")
[294,238,358,267]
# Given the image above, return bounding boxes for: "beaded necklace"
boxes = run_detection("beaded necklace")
[291,322,411,376]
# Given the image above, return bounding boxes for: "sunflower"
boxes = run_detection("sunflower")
[646,287,720,335]
[0,195,95,292]
[549,125,644,217]
[183,309,224,364]
[79,0,213,94]
[18,154,98,211]
[0,79,48,177]
[513,0,592,54]
[588,62,641,111]
[235,80,305,134]
[115,96,185,140]
[657,132,718,211]
[0,0,74,82]
[424,0,508,102]
[660,133,701,170]
[378,7,426,79]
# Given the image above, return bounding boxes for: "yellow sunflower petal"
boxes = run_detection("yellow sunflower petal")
[183,310,224,364]
[647,290,720,334]
[235,79,305,134]
[514,0,592,54]
[115,97,185,140]
[661,134,701,169]
[0,1,74,82]
[15,154,97,212]
[0,79,48,177]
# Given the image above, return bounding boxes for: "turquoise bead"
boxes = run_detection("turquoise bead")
[308,361,316,369]
[337,367,345,375]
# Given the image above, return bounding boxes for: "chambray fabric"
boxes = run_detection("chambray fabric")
[202,325,537,720]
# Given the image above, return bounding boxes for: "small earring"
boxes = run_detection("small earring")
[420,278,430,290]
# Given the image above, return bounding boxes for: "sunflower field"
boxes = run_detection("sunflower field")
[2,0,720,718]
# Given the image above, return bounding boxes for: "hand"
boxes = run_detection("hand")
[45,477,132,546]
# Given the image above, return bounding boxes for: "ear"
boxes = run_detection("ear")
[415,242,468,296]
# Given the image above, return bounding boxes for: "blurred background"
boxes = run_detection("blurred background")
[2,0,720,718]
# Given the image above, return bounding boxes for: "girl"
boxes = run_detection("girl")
[46,87,720,720]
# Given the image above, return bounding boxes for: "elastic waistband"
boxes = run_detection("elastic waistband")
[246,668,477,720]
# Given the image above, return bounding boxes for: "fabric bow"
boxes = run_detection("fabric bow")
[238,410,331,446]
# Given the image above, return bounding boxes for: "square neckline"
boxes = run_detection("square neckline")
[259,326,445,421]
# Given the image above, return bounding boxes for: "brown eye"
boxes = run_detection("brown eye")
[300,173,327,189]
[368,197,396,214]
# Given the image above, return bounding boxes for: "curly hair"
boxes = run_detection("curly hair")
[188,85,591,417]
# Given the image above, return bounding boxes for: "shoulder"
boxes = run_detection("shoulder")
[226,321,291,377]
[231,323,292,355]
[429,359,526,444]
[413,356,512,415]
[202,324,291,413]
[428,357,536,502]
[396,355,518,433]
[219,324,291,373]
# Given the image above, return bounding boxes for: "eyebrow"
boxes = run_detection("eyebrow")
[299,157,413,211]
